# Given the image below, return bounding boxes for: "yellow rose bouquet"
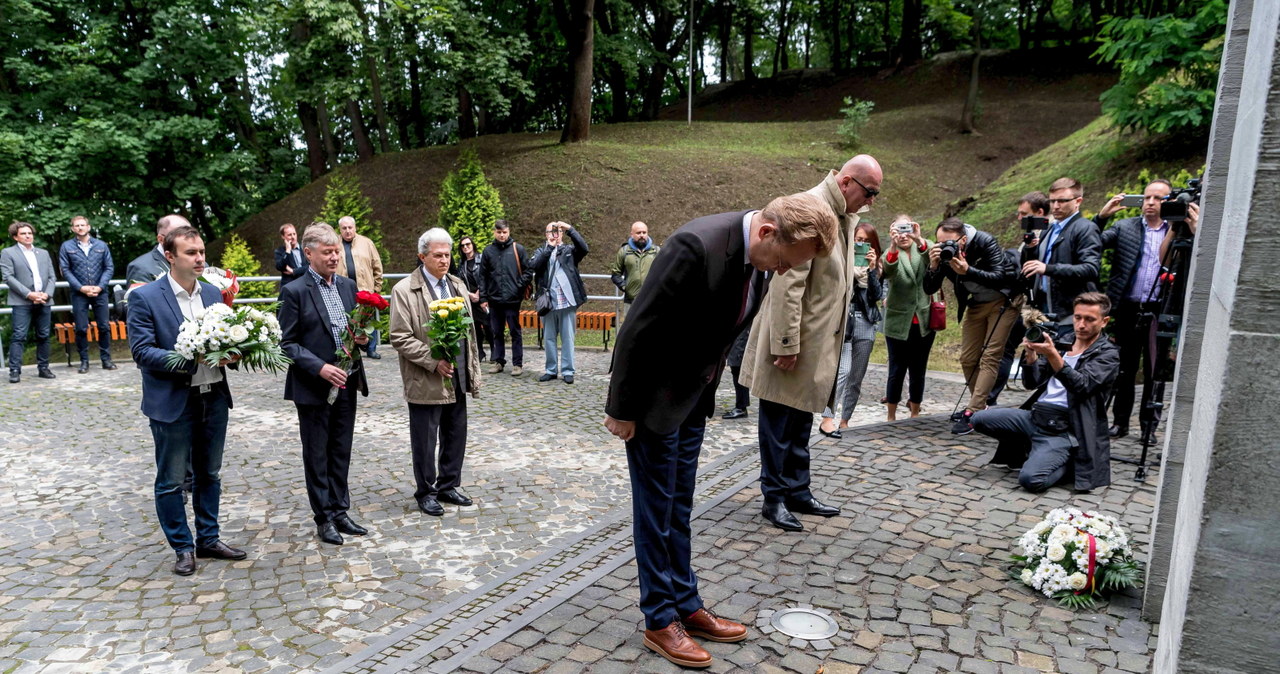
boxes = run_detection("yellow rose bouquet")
[427,296,473,389]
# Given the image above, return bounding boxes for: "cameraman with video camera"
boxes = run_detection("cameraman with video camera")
[1092,179,1197,439]
[1021,178,1102,342]
[923,218,1017,434]
[970,292,1120,493]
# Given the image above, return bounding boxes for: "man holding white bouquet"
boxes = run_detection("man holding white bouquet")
[127,219,247,576]
[280,222,370,546]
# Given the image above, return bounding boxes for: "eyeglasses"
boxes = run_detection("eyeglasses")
[1048,197,1079,204]
[850,175,880,199]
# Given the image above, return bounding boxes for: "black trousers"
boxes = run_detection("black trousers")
[757,398,815,504]
[1110,300,1159,428]
[408,397,468,501]
[488,302,523,366]
[729,365,750,410]
[469,300,492,359]
[295,385,357,525]
[885,323,936,404]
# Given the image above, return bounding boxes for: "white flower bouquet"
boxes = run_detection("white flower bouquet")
[164,303,291,374]
[201,266,240,307]
[1010,507,1142,609]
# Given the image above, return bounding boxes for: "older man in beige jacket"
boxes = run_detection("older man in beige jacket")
[337,216,385,358]
[389,228,482,517]
[742,155,883,532]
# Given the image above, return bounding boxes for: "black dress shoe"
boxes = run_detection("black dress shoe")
[418,497,445,516]
[787,497,840,517]
[78,361,90,374]
[174,551,196,576]
[37,368,56,379]
[563,375,574,384]
[7,371,18,384]
[762,502,803,531]
[538,373,557,382]
[196,540,248,560]
[722,408,748,420]
[334,514,368,536]
[1109,424,1129,438]
[318,522,344,545]
[437,487,473,506]
[101,358,117,370]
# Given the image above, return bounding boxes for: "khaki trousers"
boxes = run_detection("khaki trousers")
[960,296,1020,412]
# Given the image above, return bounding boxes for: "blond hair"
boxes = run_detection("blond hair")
[760,192,838,257]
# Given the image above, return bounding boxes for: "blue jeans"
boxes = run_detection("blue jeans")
[543,307,576,377]
[71,291,112,362]
[151,386,229,553]
[7,303,52,371]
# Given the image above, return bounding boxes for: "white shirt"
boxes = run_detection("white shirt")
[167,273,223,388]
[1040,352,1081,407]
[77,239,93,256]
[18,243,42,292]
[423,268,451,298]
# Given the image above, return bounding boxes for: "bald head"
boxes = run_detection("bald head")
[835,155,883,214]
[156,214,190,244]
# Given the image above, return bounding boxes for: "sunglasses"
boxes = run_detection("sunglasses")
[850,175,880,199]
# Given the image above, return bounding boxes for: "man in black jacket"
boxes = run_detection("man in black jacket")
[478,220,530,376]
[604,193,837,668]
[1021,177,1101,340]
[273,223,309,287]
[924,218,1016,434]
[529,221,589,383]
[988,192,1049,406]
[971,292,1120,493]
[1093,179,1198,438]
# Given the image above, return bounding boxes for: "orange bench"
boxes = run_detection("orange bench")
[54,321,127,366]
[518,310,617,351]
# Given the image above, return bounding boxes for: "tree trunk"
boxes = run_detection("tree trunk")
[188,195,215,242]
[598,2,630,122]
[803,13,810,69]
[960,17,982,134]
[404,20,426,147]
[458,85,476,139]
[772,0,789,76]
[896,0,923,66]
[317,101,339,166]
[297,101,326,180]
[351,2,391,152]
[346,99,375,161]
[743,11,756,80]
[717,0,732,82]
[558,0,596,143]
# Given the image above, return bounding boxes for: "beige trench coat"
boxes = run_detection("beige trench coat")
[336,233,384,293]
[740,172,859,412]
[388,269,482,405]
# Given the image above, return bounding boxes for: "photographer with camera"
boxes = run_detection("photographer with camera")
[529,221,589,384]
[923,218,1017,434]
[970,292,1120,493]
[881,215,935,422]
[1021,178,1101,342]
[988,192,1050,406]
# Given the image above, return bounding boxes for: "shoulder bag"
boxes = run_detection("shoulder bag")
[928,287,947,331]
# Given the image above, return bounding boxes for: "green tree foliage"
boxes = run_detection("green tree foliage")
[315,170,388,265]
[1094,1,1227,136]
[437,148,504,251]
[219,234,277,299]
[837,98,875,148]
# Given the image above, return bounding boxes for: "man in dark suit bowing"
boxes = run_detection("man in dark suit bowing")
[604,193,838,669]
[127,219,247,576]
[279,222,370,546]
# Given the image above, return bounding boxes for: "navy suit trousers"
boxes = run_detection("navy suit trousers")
[626,407,707,630]
[757,398,815,504]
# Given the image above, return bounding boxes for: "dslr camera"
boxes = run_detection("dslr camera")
[937,239,961,263]
[1020,215,1048,245]
[1024,320,1058,344]
[1160,178,1201,222]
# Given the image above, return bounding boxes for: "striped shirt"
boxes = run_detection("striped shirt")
[308,268,348,348]
[1128,220,1170,303]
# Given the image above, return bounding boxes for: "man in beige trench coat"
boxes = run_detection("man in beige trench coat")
[742,155,883,532]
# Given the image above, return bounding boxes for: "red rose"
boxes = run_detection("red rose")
[356,291,387,309]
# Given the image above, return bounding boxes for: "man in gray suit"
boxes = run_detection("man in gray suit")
[2,221,57,383]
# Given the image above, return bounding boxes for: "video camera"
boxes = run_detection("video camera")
[1159,178,1201,222]
[1020,215,1048,245]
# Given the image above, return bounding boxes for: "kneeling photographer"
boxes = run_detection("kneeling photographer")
[970,292,1120,493]
[923,218,1017,434]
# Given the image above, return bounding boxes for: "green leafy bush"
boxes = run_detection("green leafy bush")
[219,234,276,299]
[316,170,388,266]
[437,147,504,251]
[837,98,876,149]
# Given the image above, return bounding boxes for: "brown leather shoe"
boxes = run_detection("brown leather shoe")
[643,621,712,668]
[681,607,748,643]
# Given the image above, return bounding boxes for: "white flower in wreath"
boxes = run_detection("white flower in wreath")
[1020,568,1034,585]
[228,325,251,343]
[1067,573,1089,591]
[1046,543,1067,562]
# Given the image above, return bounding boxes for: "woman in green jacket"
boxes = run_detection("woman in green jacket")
[880,216,936,421]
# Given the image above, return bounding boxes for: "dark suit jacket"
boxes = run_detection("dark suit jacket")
[127,277,233,423]
[125,247,170,286]
[279,272,369,406]
[1100,216,1163,306]
[1023,212,1101,319]
[274,245,309,286]
[606,210,763,435]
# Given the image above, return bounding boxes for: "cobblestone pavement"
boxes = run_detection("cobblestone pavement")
[0,345,1159,673]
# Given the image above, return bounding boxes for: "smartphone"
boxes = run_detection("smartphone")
[1120,194,1144,208]
[854,241,870,267]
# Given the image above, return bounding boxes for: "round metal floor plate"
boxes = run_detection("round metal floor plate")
[768,607,840,640]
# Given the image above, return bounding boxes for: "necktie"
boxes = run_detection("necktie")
[438,278,449,298]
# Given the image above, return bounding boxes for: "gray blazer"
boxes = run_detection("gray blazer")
[1,244,57,306]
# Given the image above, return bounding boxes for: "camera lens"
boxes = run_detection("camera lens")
[1026,325,1043,343]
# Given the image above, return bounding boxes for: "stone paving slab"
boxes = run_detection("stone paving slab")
[0,344,1158,673]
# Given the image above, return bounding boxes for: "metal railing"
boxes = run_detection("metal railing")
[0,272,625,316]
